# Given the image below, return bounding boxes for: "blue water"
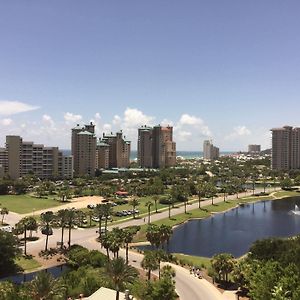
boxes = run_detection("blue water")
[0,264,68,284]
[62,149,236,160]
[139,197,300,257]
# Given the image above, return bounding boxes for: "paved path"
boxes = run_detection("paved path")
[6,187,277,299]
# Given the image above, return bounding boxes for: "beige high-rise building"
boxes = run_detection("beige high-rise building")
[102,131,131,168]
[0,147,8,174]
[248,144,261,154]
[5,135,71,179]
[62,155,74,179]
[96,139,110,169]
[138,126,153,168]
[203,140,219,160]
[271,126,300,171]
[71,122,96,176]
[138,125,176,168]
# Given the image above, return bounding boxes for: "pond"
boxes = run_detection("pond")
[0,264,69,284]
[141,197,300,257]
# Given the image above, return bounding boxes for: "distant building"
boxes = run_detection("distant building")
[0,147,8,174]
[248,144,261,154]
[5,135,72,180]
[271,126,300,170]
[96,139,110,169]
[62,155,74,179]
[71,123,97,176]
[203,140,219,160]
[102,131,131,168]
[138,125,176,168]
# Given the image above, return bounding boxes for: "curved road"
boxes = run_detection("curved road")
[5,187,275,299]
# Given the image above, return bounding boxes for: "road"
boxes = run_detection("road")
[5,187,277,299]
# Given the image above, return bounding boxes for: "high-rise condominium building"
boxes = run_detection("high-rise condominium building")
[271,126,300,170]
[71,122,97,176]
[5,135,73,180]
[248,144,261,154]
[102,131,131,168]
[138,125,176,168]
[96,139,110,169]
[203,140,219,160]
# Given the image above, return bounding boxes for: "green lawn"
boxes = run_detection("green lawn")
[15,256,41,271]
[0,194,62,214]
[173,253,211,269]
[272,190,300,198]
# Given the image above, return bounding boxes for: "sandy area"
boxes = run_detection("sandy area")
[24,196,105,217]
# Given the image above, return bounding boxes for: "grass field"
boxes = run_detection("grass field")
[0,195,61,214]
[133,190,300,243]
[173,253,211,269]
[15,256,41,271]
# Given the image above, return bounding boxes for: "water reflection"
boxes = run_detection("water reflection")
[166,197,300,257]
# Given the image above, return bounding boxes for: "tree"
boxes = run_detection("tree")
[108,228,124,258]
[211,253,236,282]
[0,231,20,276]
[0,281,17,300]
[40,211,54,252]
[106,257,138,300]
[159,224,172,250]
[29,271,66,300]
[56,209,68,249]
[1,207,8,225]
[65,208,79,248]
[151,271,177,300]
[145,201,153,224]
[123,226,140,264]
[196,181,207,209]
[129,198,139,219]
[146,224,161,249]
[94,204,105,240]
[166,198,174,219]
[14,216,37,255]
[141,251,159,280]
[280,177,293,190]
[153,195,159,213]
[103,203,113,234]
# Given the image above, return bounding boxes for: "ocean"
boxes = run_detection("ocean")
[62,150,236,160]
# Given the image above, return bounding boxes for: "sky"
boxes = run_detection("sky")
[1,1,300,151]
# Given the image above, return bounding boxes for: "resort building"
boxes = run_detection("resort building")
[71,123,97,176]
[203,140,219,160]
[271,126,300,170]
[248,144,261,154]
[138,125,176,168]
[102,131,131,168]
[96,139,110,169]
[4,135,72,180]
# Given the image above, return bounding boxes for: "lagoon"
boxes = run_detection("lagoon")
[166,197,300,257]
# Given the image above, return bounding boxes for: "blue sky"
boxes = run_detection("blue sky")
[0,1,300,150]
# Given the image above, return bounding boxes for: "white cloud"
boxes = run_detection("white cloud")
[0,100,39,116]
[177,130,192,142]
[64,112,82,124]
[225,126,251,141]
[0,118,13,126]
[112,115,122,126]
[42,114,55,126]
[123,107,154,128]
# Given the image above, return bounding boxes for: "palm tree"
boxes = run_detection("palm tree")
[145,201,153,224]
[129,198,139,219]
[196,182,206,209]
[159,224,173,250]
[101,234,111,260]
[106,257,137,300]
[29,271,66,300]
[65,208,78,248]
[1,207,8,225]
[167,199,173,219]
[94,204,105,239]
[56,209,68,249]
[141,250,159,280]
[183,197,188,214]
[146,224,161,249]
[108,228,124,258]
[153,195,159,213]
[40,211,54,252]
[123,226,140,264]
[103,203,113,234]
